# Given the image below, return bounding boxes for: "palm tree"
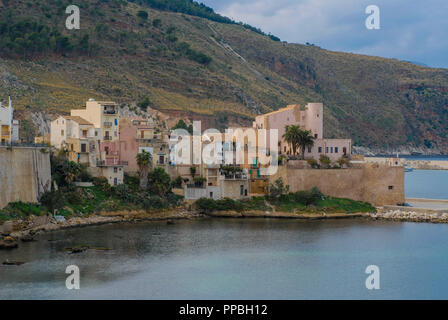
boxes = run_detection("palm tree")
[283,125,301,156]
[297,129,315,160]
[283,126,315,160]
[137,150,153,190]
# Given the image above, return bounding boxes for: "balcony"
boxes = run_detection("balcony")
[103,136,112,141]
[97,159,128,167]
[103,106,117,115]
[103,122,113,127]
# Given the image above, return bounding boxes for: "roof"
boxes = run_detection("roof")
[256,104,299,118]
[63,116,93,125]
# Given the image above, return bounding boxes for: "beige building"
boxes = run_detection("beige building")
[50,100,124,186]
[50,115,100,166]
[254,103,352,161]
[70,99,119,142]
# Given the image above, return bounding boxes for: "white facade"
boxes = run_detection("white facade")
[0,97,19,143]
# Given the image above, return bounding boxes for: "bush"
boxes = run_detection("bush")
[148,168,172,196]
[293,187,323,206]
[137,10,148,20]
[319,155,331,168]
[307,158,319,168]
[269,178,289,200]
[195,198,217,212]
[173,176,183,188]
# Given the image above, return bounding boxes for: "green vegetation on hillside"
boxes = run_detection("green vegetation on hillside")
[0,0,447,153]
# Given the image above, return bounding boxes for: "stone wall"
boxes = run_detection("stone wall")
[271,163,404,206]
[0,146,51,209]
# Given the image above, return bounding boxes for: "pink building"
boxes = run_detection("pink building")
[254,103,351,161]
[119,118,170,174]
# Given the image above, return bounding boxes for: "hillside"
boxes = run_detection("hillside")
[0,0,447,154]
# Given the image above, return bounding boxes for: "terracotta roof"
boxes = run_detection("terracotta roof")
[64,116,93,125]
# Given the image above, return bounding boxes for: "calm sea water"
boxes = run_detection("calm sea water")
[405,170,448,200]
[1,218,448,300]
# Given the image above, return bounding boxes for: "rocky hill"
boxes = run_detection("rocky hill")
[1,0,447,154]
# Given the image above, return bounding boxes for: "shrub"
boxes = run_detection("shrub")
[137,10,148,20]
[148,168,172,196]
[307,158,319,168]
[319,155,331,168]
[269,178,289,200]
[195,198,217,212]
[173,176,183,188]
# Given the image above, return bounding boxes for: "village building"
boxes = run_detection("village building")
[119,118,170,174]
[0,97,19,144]
[50,100,125,186]
[254,103,352,161]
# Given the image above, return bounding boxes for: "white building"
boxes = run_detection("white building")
[0,97,19,144]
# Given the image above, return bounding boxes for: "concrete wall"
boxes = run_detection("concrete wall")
[271,163,404,206]
[0,147,51,209]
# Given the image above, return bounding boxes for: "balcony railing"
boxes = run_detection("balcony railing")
[103,109,117,115]
[103,136,112,141]
[96,160,128,167]
[103,122,113,127]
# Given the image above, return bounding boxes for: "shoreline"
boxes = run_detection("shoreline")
[2,206,448,249]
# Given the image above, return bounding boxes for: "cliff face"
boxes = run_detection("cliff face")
[0,0,447,153]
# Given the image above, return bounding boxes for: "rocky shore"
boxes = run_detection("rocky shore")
[370,207,448,223]
[2,206,448,251]
[0,209,201,249]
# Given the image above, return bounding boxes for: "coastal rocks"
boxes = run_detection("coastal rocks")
[2,260,25,266]
[371,209,448,223]
[0,236,18,249]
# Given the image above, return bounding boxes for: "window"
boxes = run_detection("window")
[82,130,88,138]
[245,189,248,196]
[81,144,87,153]
[314,134,318,138]
[330,147,333,153]
[325,147,328,153]
[114,167,118,173]
[388,186,394,190]
[95,131,98,137]
[61,130,64,136]
[141,131,144,139]
[114,178,118,186]
[318,147,322,153]
[335,147,339,153]
[210,192,213,198]
[284,146,286,153]
[308,146,312,153]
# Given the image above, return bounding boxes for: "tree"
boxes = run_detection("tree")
[172,119,193,134]
[148,168,172,196]
[297,129,315,160]
[137,10,149,20]
[282,126,315,159]
[137,150,153,190]
[137,96,151,111]
[190,166,197,178]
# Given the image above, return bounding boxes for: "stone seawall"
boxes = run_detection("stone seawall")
[271,163,404,206]
[0,146,51,209]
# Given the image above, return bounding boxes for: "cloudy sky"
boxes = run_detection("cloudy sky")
[202,0,448,68]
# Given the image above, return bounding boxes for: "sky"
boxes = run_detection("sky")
[201,0,448,68]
